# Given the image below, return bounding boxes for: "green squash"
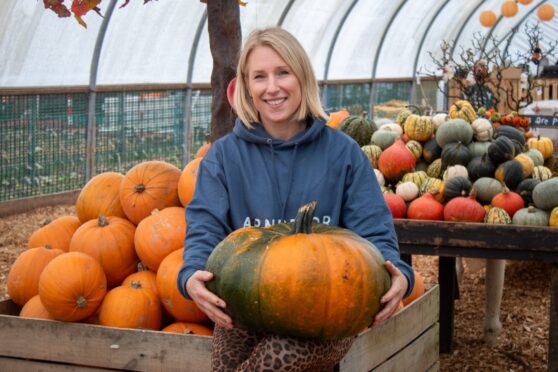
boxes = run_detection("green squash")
[340,112,378,147]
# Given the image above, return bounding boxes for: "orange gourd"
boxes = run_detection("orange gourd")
[501,0,518,17]
[99,281,162,330]
[27,215,81,252]
[7,246,64,306]
[178,158,202,207]
[378,140,417,182]
[121,270,159,296]
[479,10,497,27]
[537,3,555,21]
[518,0,533,4]
[75,171,126,223]
[134,206,186,272]
[156,249,208,322]
[326,109,350,129]
[19,294,55,320]
[69,214,138,288]
[527,136,554,160]
[402,270,425,306]
[162,321,214,336]
[119,161,182,225]
[38,252,107,322]
[195,142,211,158]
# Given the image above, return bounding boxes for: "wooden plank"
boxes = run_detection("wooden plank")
[0,314,212,371]
[0,357,118,371]
[425,360,440,372]
[373,324,439,372]
[338,285,439,372]
[0,191,79,218]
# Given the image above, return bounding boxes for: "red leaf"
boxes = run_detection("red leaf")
[71,0,102,28]
[43,0,71,18]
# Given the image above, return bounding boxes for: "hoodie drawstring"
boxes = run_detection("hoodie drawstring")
[267,139,299,220]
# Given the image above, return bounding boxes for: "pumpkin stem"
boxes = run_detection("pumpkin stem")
[43,244,53,250]
[76,296,88,309]
[137,262,148,272]
[183,329,194,335]
[292,201,317,234]
[134,184,146,193]
[130,280,142,289]
[406,104,423,116]
[97,214,109,227]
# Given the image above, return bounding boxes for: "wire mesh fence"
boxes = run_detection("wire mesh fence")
[0,81,439,202]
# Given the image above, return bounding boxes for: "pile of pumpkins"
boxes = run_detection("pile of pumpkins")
[6,153,213,336]
[330,100,558,227]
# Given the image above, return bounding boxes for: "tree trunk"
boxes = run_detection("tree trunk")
[207,0,241,142]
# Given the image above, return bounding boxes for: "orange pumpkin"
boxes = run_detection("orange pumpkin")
[178,158,202,207]
[38,252,107,322]
[19,294,56,320]
[402,270,425,306]
[156,249,208,322]
[195,142,211,158]
[7,245,64,306]
[99,281,162,330]
[326,109,350,129]
[121,270,159,295]
[119,161,182,225]
[479,10,497,27]
[501,0,518,17]
[135,206,186,272]
[69,214,138,288]
[162,321,214,336]
[527,135,554,160]
[75,172,126,223]
[537,3,555,21]
[27,215,81,252]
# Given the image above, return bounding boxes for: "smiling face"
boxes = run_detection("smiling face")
[245,45,303,137]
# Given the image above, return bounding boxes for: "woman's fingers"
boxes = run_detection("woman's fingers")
[187,270,234,329]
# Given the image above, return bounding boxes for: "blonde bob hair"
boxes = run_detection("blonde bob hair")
[233,27,328,128]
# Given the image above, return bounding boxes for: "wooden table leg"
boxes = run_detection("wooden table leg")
[549,263,557,372]
[438,256,456,354]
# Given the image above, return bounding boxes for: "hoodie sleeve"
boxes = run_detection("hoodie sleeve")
[340,147,415,298]
[177,152,232,300]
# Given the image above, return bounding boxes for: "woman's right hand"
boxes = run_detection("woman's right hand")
[186,270,233,329]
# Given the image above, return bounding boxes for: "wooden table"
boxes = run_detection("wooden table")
[394,219,558,372]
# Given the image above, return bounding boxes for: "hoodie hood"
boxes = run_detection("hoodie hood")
[232,117,325,147]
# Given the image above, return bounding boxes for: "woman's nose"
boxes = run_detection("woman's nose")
[266,76,280,93]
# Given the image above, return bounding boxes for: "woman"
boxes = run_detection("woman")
[177,26,413,371]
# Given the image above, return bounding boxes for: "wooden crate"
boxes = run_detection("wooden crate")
[0,286,438,372]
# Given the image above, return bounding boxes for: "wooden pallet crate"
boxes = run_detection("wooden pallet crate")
[0,285,438,372]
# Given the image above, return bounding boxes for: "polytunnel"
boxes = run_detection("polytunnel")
[0,0,557,202]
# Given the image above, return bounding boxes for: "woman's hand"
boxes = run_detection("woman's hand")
[372,260,409,327]
[186,270,233,329]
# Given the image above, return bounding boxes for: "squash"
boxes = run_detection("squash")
[549,207,558,227]
[532,178,558,211]
[69,215,138,288]
[403,114,434,142]
[484,207,512,225]
[119,161,182,225]
[339,112,377,147]
[378,140,416,182]
[426,159,443,178]
[472,177,505,205]
[532,165,553,181]
[435,119,474,148]
[407,193,444,220]
[514,153,535,178]
[373,169,385,187]
[19,294,56,320]
[527,136,554,160]
[468,141,492,158]
[491,186,525,218]
[384,193,407,218]
[162,322,214,336]
[443,176,472,200]
[395,181,420,202]
[99,281,162,330]
[75,172,126,223]
[178,158,202,207]
[38,252,107,322]
[156,249,208,322]
[402,170,429,188]
[401,270,425,306]
[524,149,544,167]
[487,136,515,165]
[27,215,81,252]
[371,130,398,150]
[422,137,442,163]
[419,177,444,202]
[467,154,496,182]
[395,109,413,126]
[471,118,493,142]
[7,246,64,306]
[326,109,350,129]
[134,206,186,272]
[443,164,469,181]
[515,178,540,205]
[448,100,477,123]
[361,144,382,169]
[121,270,159,296]
[405,140,423,160]
[512,206,549,226]
[494,160,524,190]
[443,189,486,222]
[494,125,526,145]
[205,202,391,339]
[441,142,473,170]
[431,113,448,130]
[379,122,403,137]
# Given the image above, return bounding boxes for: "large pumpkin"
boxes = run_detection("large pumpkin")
[27,215,81,252]
[119,161,182,225]
[38,252,107,322]
[178,158,202,207]
[69,215,138,288]
[135,206,186,272]
[7,246,64,306]
[205,202,390,340]
[75,172,126,223]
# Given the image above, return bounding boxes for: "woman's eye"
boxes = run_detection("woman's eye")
[278,70,289,76]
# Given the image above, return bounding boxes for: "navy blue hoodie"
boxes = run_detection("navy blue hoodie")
[177,117,413,299]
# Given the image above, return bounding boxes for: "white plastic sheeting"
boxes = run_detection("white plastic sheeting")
[0,0,557,87]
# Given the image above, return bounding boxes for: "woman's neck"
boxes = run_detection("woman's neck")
[261,119,307,141]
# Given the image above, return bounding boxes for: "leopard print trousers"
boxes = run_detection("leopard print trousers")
[211,325,355,372]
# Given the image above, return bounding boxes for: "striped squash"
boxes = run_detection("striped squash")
[448,100,477,124]
[403,115,434,142]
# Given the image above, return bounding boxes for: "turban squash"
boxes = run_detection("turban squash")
[205,202,390,340]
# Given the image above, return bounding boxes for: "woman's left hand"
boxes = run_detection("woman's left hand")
[371,260,409,327]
